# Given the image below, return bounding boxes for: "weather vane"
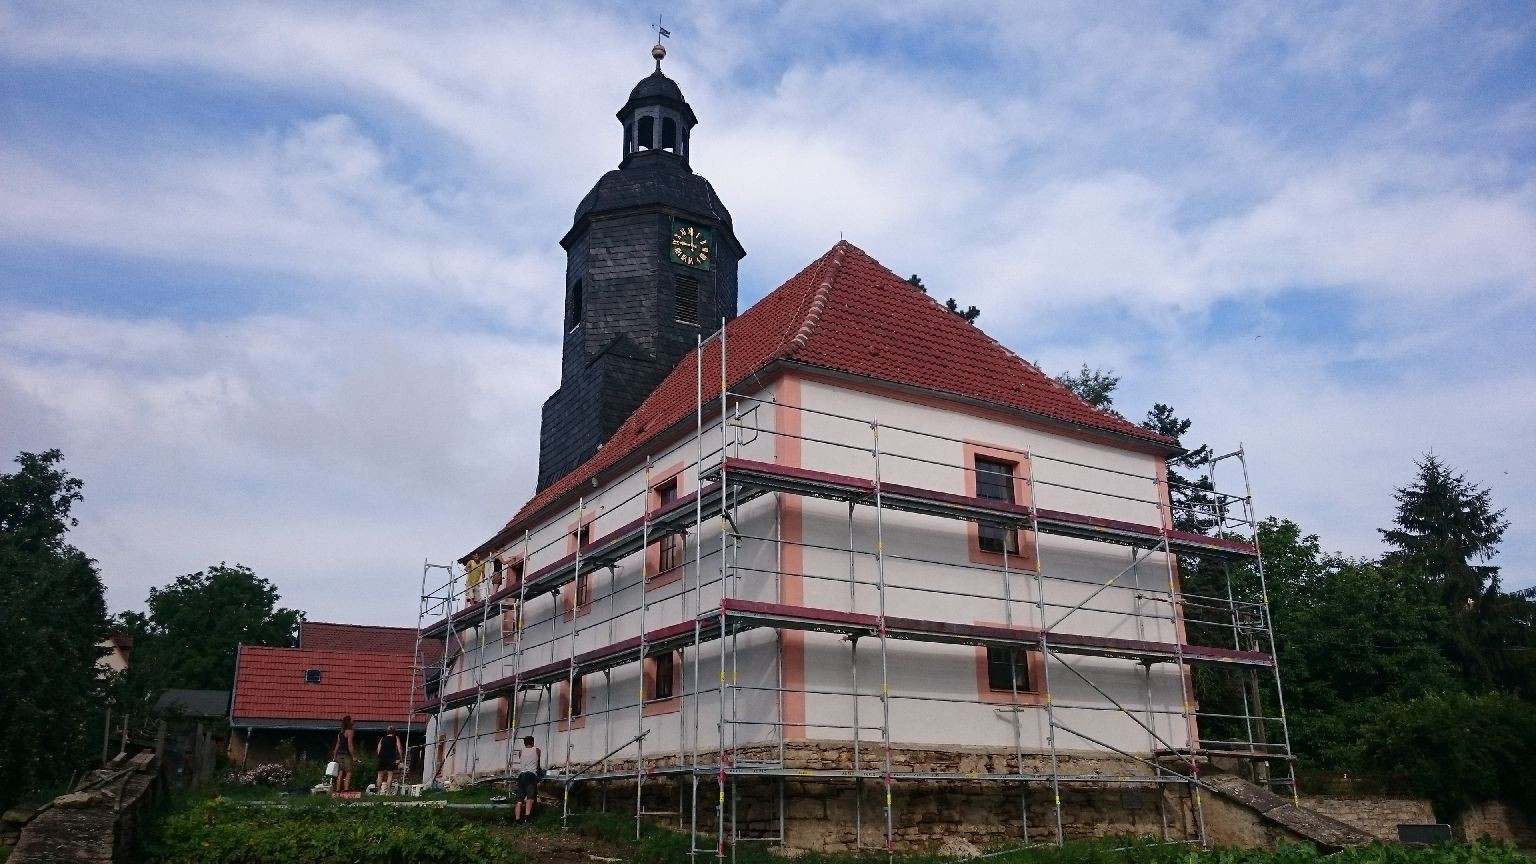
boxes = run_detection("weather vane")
[651,15,670,71]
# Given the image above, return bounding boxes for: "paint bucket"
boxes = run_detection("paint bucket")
[324,761,339,778]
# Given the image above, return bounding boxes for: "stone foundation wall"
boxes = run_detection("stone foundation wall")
[1457,802,1536,849]
[9,752,163,864]
[1300,796,1434,842]
[568,740,1197,853]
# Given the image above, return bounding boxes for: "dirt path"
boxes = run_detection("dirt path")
[485,822,637,864]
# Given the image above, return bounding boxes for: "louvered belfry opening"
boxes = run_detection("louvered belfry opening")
[674,274,699,325]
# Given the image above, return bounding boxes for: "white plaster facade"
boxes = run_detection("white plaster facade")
[425,368,1194,785]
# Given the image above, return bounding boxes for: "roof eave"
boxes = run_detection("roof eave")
[462,358,794,563]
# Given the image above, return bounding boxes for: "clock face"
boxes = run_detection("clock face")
[670,223,712,269]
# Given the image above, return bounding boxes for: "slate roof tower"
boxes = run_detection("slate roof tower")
[537,47,744,490]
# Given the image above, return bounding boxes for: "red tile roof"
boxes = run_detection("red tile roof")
[299,621,443,668]
[474,242,1174,556]
[231,646,427,726]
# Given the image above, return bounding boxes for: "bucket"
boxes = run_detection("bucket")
[324,761,340,778]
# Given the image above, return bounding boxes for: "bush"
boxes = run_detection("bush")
[236,763,292,787]
[146,799,521,864]
[1360,691,1536,820]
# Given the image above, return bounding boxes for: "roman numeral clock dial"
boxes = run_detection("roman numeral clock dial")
[670,221,712,269]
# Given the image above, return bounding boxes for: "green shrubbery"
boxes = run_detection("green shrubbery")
[1361,692,1536,820]
[145,800,520,864]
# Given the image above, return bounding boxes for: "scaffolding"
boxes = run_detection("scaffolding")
[413,325,1296,855]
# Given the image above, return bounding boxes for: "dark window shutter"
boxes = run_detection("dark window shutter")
[675,275,700,325]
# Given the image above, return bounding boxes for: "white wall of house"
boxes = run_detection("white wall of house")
[787,378,1190,756]
[427,374,1193,784]
[428,386,788,783]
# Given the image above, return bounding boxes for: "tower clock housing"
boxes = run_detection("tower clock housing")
[536,64,745,490]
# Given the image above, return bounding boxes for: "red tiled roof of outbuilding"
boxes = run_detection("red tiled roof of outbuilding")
[231,646,426,726]
[477,241,1174,555]
[298,621,443,668]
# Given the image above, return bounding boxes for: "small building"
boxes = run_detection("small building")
[96,633,132,674]
[229,644,427,772]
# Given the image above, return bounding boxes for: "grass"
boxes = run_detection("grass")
[141,786,1535,864]
[521,809,1533,864]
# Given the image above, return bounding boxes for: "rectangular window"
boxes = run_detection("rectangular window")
[569,676,585,717]
[975,457,1019,554]
[675,275,700,325]
[491,558,503,590]
[652,652,675,701]
[566,525,594,618]
[657,478,682,572]
[986,646,1031,692]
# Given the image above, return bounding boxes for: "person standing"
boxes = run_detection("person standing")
[513,736,540,823]
[333,716,357,793]
[376,725,403,793]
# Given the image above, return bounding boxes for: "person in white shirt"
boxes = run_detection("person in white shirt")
[514,736,541,823]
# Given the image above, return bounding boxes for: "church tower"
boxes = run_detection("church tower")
[537,44,744,490]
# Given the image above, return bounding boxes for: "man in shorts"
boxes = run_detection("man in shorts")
[514,736,540,823]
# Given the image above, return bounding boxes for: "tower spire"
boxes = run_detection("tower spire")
[651,15,670,72]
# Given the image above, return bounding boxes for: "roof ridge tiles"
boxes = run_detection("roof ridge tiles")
[786,241,846,354]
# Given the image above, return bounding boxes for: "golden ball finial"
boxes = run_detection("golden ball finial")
[652,42,667,62]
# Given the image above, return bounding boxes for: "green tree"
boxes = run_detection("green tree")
[905,274,981,322]
[1381,455,1530,694]
[1257,519,1459,767]
[1382,453,1508,606]
[1054,364,1123,416]
[124,563,302,693]
[0,450,109,809]
[1141,403,1216,534]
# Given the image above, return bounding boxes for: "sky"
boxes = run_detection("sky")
[2,1,1534,626]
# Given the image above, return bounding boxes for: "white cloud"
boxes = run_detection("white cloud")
[1,0,1532,622]
[0,308,556,620]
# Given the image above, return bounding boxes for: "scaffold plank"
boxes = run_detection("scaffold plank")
[417,481,732,640]
[716,457,1256,560]
[416,598,1273,713]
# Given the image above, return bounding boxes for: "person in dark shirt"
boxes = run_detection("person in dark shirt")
[376,725,403,793]
[332,716,357,792]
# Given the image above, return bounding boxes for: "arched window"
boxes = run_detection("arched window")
[638,116,655,150]
[661,117,677,151]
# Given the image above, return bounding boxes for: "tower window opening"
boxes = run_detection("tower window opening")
[567,279,583,331]
[675,275,699,325]
[626,121,636,153]
[638,115,655,150]
[661,117,677,151]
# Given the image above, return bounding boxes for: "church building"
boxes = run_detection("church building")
[416,46,1292,853]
